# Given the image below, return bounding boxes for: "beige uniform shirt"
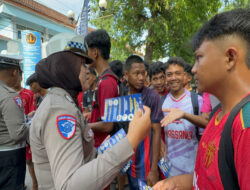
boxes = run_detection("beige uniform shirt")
[0,81,28,150]
[30,87,134,190]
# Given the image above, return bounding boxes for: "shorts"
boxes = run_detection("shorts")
[26,145,32,160]
[0,148,26,190]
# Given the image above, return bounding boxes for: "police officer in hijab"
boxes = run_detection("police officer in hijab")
[30,35,152,190]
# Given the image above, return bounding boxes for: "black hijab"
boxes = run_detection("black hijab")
[36,51,83,101]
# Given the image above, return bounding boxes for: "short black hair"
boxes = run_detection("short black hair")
[88,67,96,76]
[166,57,186,70]
[109,60,123,79]
[192,9,250,68]
[85,29,111,60]
[26,73,38,86]
[148,62,165,79]
[184,63,193,76]
[125,55,144,71]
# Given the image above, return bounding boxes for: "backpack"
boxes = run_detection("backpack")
[92,68,128,135]
[160,91,201,140]
[209,94,250,190]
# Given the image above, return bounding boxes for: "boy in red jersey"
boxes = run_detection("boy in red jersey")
[153,9,250,190]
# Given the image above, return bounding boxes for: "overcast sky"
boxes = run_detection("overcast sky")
[34,0,84,19]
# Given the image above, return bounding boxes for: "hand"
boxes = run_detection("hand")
[147,169,159,186]
[160,108,185,127]
[83,112,91,122]
[160,139,167,161]
[27,111,36,120]
[153,174,193,190]
[153,178,177,190]
[127,106,151,149]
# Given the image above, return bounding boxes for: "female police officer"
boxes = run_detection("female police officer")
[29,36,152,190]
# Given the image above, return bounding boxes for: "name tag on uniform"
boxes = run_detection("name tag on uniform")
[138,179,153,190]
[102,94,143,122]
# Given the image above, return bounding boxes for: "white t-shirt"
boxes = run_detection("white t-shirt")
[162,89,203,177]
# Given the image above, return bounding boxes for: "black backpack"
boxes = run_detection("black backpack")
[209,94,250,190]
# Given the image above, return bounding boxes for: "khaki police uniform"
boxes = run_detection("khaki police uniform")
[30,87,134,190]
[0,80,28,189]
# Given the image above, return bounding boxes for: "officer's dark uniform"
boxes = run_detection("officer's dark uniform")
[0,55,29,190]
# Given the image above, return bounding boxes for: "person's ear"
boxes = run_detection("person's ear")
[12,68,19,77]
[124,71,128,81]
[93,48,99,59]
[225,47,238,71]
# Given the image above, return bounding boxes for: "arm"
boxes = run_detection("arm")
[147,123,161,186]
[89,121,114,133]
[1,97,28,143]
[183,112,208,128]
[153,174,193,190]
[161,108,208,128]
[45,106,151,190]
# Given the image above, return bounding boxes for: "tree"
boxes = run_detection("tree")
[89,0,223,63]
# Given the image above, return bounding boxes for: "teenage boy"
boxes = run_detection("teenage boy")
[154,9,250,190]
[148,62,169,98]
[85,29,119,148]
[124,55,163,189]
[161,57,203,177]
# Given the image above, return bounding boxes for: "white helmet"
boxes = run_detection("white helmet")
[46,33,92,64]
[0,39,23,68]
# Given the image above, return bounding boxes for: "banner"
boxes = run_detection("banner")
[21,30,41,88]
[75,0,89,36]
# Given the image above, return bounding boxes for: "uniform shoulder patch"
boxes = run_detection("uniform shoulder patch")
[14,96,23,108]
[241,102,250,129]
[56,115,77,139]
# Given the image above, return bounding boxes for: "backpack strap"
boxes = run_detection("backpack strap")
[190,91,199,115]
[190,91,201,141]
[218,94,250,190]
[160,95,167,106]
[93,69,119,109]
[209,103,221,120]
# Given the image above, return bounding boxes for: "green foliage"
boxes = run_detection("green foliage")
[89,0,225,63]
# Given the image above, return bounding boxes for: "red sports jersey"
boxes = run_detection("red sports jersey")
[19,88,36,115]
[193,100,250,190]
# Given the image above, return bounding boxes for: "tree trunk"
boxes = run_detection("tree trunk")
[144,28,154,62]
[144,43,153,62]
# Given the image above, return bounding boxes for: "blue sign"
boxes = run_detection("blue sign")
[21,30,41,88]
[102,94,143,122]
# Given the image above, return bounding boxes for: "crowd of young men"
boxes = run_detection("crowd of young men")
[79,29,210,190]
[0,8,249,190]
